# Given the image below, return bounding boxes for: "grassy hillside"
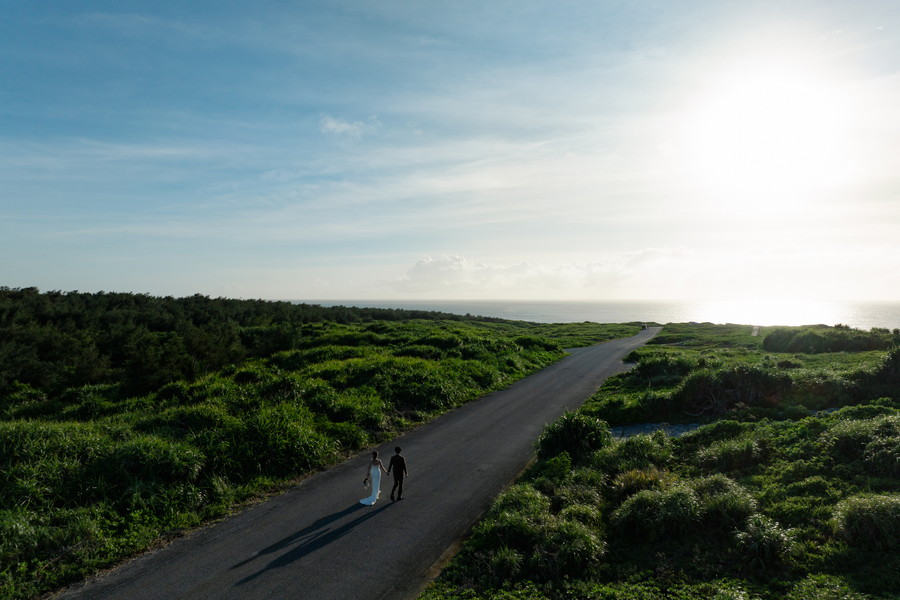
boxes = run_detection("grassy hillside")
[0,289,638,600]
[421,324,899,600]
[584,323,897,425]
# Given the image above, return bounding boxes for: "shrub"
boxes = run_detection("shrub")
[472,511,545,552]
[615,431,672,469]
[240,404,333,475]
[488,546,524,583]
[871,346,900,384]
[550,482,603,511]
[780,475,843,508]
[631,352,698,386]
[696,437,763,473]
[95,436,205,486]
[0,420,110,467]
[733,514,795,571]
[789,374,859,410]
[763,325,892,353]
[691,474,757,530]
[136,403,241,435]
[297,379,341,414]
[597,431,673,474]
[531,518,606,580]
[58,384,122,419]
[675,368,727,416]
[864,433,900,478]
[678,419,751,449]
[820,415,900,477]
[231,364,271,385]
[832,494,900,551]
[784,574,870,600]
[558,503,603,528]
[394,344,446,360]
[675,365,789,417]
[820,417,882,460]
[371,358,467,411]
[536,412,612,462]
[268,346,368,370]
[488,484,552,521]
[611,485,700,540]
[316,420,368,450]
[530,452,573,483]
[514,335,559,352]
[74,436,206,510]
[610,467,670,502]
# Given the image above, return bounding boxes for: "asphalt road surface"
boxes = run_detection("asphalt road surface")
[55,327,660,600]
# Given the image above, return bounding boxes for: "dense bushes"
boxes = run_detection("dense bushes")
[832,494,900,551]
[460,483,607,585]
[6,308,637,600]
[536,412,612,462]
[610,485,701,540]
[425,385,900,600]
[763,325,897,354]
[733,513,796,571]
[585,325,896,426]
[820,414,900,478]
[674,364,791,416]
[609,475,757,542]
[693,474,757,528]
[0,287,514,400]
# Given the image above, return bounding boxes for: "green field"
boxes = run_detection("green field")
[0,288,637,600]
[3,290,897,600]
[420,323,900,600]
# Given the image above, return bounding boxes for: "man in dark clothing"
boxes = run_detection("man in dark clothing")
[387,446,408,501]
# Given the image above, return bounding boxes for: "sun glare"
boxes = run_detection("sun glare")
[676,53,855,219]
[694,298,845,327]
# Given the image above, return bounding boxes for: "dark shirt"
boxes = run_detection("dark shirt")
[388,455,407,478]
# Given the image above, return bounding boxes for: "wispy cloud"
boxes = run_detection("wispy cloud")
[3,2,900,301]
[75,11,221,42]
[386,251,681,299]
[376,242,900,302]
[319,115,379,140]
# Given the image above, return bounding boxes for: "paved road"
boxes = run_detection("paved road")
[55,327,660,600]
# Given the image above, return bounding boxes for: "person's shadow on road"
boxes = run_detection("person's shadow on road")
[231,502,393,585]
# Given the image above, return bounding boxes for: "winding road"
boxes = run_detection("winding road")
[55,327,660,600]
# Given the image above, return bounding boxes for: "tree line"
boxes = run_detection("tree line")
[0,287,502,401]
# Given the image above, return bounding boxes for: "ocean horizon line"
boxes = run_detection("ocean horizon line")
[294,298,900,331]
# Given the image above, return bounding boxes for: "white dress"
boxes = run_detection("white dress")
[360,464,381,505]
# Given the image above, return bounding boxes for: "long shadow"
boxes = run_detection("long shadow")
[233,502,393,586]
[230,504,364,571]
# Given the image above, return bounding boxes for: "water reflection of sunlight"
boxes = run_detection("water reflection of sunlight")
[691,299,844,327]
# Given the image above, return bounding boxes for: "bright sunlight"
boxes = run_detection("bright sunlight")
[677,52,856,219]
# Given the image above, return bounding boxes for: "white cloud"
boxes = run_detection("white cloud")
[388,253,671,299]
[378,244,900,302]
[318,115,379,139]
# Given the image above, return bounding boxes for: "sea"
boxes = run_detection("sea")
[306,299,900,331]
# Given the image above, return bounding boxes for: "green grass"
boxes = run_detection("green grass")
[421,323,899,600]
[582,323,895,426]
[0,314,637,600]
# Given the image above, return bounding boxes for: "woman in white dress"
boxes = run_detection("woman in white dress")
[360,451,388,506]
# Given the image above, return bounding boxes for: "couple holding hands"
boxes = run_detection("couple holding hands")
[360,447,407,506]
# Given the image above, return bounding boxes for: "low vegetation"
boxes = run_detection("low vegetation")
[582,323,898,425]
[5,290,897,600]
[422,324,899,600]
[0,288,637,600]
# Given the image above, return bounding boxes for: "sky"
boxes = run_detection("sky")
[2,0,899,302]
